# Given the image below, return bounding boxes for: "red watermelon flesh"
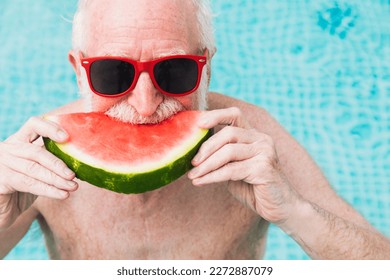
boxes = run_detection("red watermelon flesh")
[43,111,211,194]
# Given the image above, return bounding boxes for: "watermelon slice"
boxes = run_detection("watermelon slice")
[43,111,211,194]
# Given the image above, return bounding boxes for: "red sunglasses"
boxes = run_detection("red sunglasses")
[80,50,207,97]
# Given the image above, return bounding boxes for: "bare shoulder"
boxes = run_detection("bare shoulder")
[208,92,284,135]
[208,92,313,176]
[208,92,264,114]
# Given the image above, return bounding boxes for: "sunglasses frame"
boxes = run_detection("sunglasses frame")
[80,50,207,97]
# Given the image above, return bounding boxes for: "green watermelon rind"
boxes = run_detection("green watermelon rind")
[43,129,211,194]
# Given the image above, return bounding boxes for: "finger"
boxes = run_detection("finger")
[191,160,249,186]
[6,143,75,180]
[1,166,70,199]
[189,142,255,179]
[197,107,251,129]
[8,116,68,144]
[1,153,78,192]
[192,126,258,165]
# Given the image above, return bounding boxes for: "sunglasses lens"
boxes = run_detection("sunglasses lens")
[154,58,198,94]
[90,59,135,95]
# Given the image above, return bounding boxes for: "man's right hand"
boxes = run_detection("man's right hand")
[0,116,78,229]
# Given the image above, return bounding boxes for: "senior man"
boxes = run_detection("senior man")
[0,0,389,259]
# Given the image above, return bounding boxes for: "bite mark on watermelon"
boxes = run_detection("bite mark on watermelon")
[43,111,211,194]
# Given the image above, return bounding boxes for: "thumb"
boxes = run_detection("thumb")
[8,116,69,144]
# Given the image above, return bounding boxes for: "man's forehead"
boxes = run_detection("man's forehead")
[82,0,199,55]
[80,0,199,60]
[97,47,188,58]
[85,30,195,58]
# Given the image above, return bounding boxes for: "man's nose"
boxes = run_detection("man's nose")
[126,72,163,117]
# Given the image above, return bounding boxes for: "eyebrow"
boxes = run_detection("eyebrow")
[154,49,187,58]
[93,49,188,59]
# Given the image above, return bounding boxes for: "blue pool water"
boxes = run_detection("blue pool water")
[0,0,389,260]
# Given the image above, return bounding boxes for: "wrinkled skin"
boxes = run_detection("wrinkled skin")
[1,0,389,260]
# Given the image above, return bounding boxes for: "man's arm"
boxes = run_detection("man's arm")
[192,92,390,259]
[0,207,38,259]
[281,198,390,259]
[246,101,390,258]
[0,113,79,258]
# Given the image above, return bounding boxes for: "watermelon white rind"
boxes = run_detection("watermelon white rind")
[43,111,211,194]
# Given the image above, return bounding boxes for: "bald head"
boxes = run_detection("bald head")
[71,0,213,113]
[72,0,215,55]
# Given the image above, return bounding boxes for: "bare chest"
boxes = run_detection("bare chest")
[36,177,267,259]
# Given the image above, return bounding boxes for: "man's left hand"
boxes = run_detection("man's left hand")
[188,107,301,225]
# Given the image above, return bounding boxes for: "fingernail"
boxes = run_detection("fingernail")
[64,168,74,176]
[198,117,208,127]
[57,130,68,141]
[192,154,201,163]
[192,179,203,186]
[188,170,196,179]
[67,180,77,188]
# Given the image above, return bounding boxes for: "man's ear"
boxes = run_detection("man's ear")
[208,46,217,59]
[206,47,216,85]
[68,50,82,88]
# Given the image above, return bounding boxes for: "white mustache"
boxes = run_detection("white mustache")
[105,97,186,124]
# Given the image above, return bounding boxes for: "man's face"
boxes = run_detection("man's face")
[77,0,207,124]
